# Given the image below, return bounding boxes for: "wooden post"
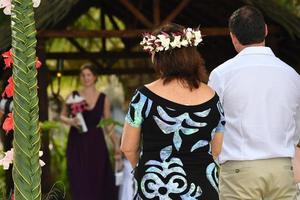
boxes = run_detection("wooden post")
[161,0,191,25]
[37,38,52,194]
[101,9,107,53]
[119,0,153,28]
[153,0,160,26]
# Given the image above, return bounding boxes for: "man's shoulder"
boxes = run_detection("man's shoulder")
[211,58,235,75]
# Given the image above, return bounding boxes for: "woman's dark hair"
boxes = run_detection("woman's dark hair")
[229,6,266,45]
[151,23,207,90]
[80,63,98,82]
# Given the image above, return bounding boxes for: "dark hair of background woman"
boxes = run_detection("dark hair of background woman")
[80,63,98,83]
[151,23,208,90]
[229,6,266,45]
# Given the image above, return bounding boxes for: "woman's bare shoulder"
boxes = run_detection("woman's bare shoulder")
[199,83,216,97]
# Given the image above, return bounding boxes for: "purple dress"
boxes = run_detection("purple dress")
[66,92,117,200]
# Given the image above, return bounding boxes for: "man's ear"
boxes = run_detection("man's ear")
[265,24,268,37]
[230,32,237,45]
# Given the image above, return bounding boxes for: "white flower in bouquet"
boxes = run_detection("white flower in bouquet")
[140,27,203,53]
[66,95,85,104]
[143,46,154,52]
[156,34,171,51]
[33,0,41,8]
[181,39,189,47]
[155,44,164,52]
[193,30,203,46]
[170,35,182,48]
[185,28,194,43]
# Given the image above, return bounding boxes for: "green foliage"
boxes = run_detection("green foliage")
[97,117,123,129]
[11,0,41,199]
[277,0,300,16]
[40,121,61,131]
[45,7,126,71]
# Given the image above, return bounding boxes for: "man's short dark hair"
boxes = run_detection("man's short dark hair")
[229,6,266,45]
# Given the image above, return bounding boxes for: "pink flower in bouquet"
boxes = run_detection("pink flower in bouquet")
[0,0,41,15]
[2,49,13,69]
[70,102,87,115]
[2,49,42,70]
[66,94,88,115]
[0,148,13,170]
[35,57,42,69]
[0,149,45,170]
[2,112,13,133]
[0,0,11,15]
[2,76,14,97]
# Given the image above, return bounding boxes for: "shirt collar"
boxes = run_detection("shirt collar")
[237,46,275,57]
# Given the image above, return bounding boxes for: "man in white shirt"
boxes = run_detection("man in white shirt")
[209,6,300,200]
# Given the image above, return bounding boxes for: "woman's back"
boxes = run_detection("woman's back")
[126,81,221,199]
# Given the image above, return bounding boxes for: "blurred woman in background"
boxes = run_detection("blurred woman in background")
[60,63,121,200]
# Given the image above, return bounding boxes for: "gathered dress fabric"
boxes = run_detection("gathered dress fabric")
[67,92,117,200]
[126,87,223,200]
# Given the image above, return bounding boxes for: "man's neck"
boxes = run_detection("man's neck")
[237,41,265,53]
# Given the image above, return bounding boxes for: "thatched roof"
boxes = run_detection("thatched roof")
[0,0,299,73]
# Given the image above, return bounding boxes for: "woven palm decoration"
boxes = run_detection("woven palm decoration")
[11,0,41,199]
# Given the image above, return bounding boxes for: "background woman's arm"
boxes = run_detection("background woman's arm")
[103,96,121,158]
[60,96,80,128]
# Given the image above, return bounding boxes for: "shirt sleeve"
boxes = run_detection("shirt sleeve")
[208,70,223,102]
[215,101,225,133]
[125,90,152,128]
[296,104,300,146]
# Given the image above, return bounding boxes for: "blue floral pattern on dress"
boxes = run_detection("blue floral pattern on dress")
[153,106,207,151]
[126,91,153,127]
[140,146,202,199]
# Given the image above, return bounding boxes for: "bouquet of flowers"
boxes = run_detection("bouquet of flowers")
[66,92,88,133]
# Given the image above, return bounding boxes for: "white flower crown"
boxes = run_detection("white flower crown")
[140,28,203,53]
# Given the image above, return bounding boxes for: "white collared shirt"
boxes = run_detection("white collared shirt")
[208,46,300,163]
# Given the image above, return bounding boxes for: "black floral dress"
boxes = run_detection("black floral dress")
[125,86,225,200]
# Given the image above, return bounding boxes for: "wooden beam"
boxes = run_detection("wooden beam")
[161,0,191,25]
[46,52,148,60]
[153,0,160,26]
[50,67,155,75]
[38,29,148,38]
[119,0,153,28]
[38,26,282,38]
[68,38,103,67]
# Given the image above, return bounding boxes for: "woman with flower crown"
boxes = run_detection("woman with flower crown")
[121,23,225,200]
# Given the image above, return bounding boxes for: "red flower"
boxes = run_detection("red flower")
[2,49,13,69]
[2,76,14,98]
[2,113,14,134]
[35,57,42,69]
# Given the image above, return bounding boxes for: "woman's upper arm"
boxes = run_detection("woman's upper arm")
[121,122,141,152]
[103,95,111,119]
